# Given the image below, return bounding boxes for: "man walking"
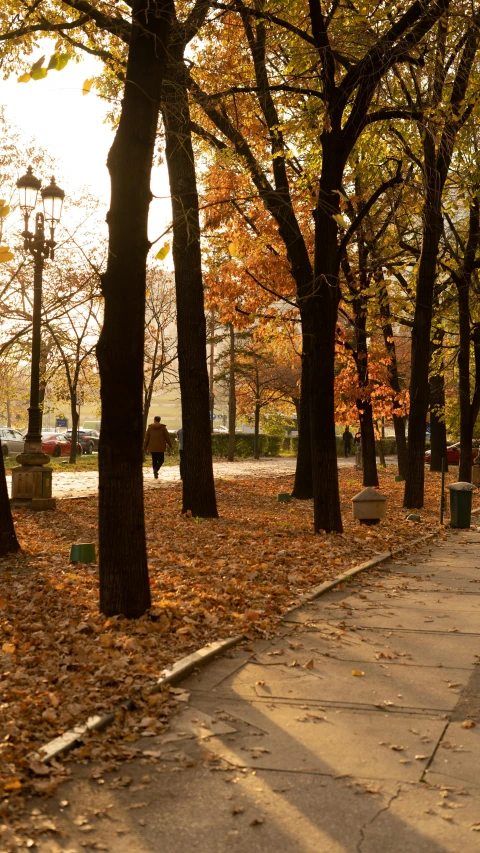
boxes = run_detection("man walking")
[144,416,172,479]
[342,426,353,458]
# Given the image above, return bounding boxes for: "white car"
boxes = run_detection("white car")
[0,427,25,457]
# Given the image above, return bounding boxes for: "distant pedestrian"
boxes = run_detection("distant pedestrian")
[143,416,172,479]
[177,426,183,480]
[342,426,353,458]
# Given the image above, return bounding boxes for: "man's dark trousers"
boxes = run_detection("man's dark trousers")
[152,452,165,475]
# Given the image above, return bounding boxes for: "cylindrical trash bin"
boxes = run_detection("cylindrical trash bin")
[447,482,476,528]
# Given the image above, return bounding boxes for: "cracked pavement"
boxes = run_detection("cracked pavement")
[30,529,480,852]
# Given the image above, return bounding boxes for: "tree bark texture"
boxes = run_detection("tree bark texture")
[291,331,313,499]
[69,396,79,464]
[429,344,447,473]
[96,0,174,618]
[0,449,20,556]
[309,140,345,532]
[378,278,408,478]
[228,322,236,462]
[254,402,260,459]
[162,41,217,518]
[404,201,443,507]
[457,196,480,483]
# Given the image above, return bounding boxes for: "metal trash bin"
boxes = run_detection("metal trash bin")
[448,482,476,528]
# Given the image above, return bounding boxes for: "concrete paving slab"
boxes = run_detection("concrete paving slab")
[426,722,480,788]
[212,659,465,711]
[326,591,480,614]
[361,782,480,853]
[177,695,446,781]
[285,606,480,634]
[251,628,479,669]
[33,764,407,853]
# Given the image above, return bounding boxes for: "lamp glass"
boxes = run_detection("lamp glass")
[16,167,41,214]
[41,177,65,226]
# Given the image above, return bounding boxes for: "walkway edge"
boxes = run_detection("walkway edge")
[33,527,443,764]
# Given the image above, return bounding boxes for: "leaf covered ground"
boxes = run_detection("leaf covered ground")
[0,466,469,811]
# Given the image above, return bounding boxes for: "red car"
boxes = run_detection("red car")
[424,442,480,465]
[41,432,81,458]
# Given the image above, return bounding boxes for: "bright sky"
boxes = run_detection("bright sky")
[0,49,172,249]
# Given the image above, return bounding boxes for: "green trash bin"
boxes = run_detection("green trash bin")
[448,482,476,528]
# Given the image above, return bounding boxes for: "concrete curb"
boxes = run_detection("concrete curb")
[33,527,443,764]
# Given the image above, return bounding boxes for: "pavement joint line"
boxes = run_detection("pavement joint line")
[32,527,457,764]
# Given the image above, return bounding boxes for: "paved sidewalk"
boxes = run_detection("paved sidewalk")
[5,456,395,499]
[30,529,480,851]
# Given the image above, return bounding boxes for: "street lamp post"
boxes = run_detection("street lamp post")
[10,167,64,510]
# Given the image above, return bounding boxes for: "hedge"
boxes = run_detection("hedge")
[286,436,398,457]
[167,432,399,459]
[211,433,282,458]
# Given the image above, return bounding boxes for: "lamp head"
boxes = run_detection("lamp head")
[41,176,65,228]
[16,166,41,215]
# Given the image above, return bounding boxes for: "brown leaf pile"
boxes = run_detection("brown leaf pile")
[0,467,468,802]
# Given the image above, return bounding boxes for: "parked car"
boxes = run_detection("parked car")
[0,427,25,457]
[41,432,81,457]
[424,441,480,465]
[63,428,98,454]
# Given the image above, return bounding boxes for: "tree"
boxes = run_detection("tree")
[192,0,449,530]
[399,9,480,506]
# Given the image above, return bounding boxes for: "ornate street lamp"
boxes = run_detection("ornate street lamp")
[10,167,65,510]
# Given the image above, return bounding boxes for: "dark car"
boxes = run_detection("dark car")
[63,428,99,455]
[424,441,480,465]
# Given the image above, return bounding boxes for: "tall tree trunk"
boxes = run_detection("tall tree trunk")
[96,0,174,618]
[0,448,20,557]
[162,42,217,518]
[228,322,236,462]
[209,310,215,434]
[253,402,260,459]
[310,137,346,533]
[69,393,79,464]
[458,196,480,483]
[393,415,408,479]
[291,333,313,499]
[378,274,408,478]
[358,399,379,487]
[309,140,345,533]
[376,424,386,468]
[6,396,11,428]
[404,201,443,508]
[429,368,448,472]
[143,383,154,438]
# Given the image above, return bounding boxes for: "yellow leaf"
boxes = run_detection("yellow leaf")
[31,55,45,73]
[31,67,48,81]
[17,72,31,83]
[82,78,94,96]
[2,642,16,654]
[0,204,10,218]
[155,241,170,261]
[3,779,22,792]
[228,240,240,258]
[0,246,14,263]
[333,213,349,229]
[351,670,365,676]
